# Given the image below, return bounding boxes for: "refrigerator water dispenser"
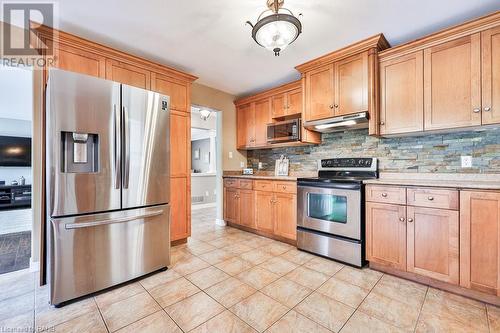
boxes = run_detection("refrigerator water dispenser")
[61,131,99,173]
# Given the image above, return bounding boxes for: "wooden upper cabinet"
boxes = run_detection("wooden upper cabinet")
[151,73,188,112]
[254,99,271,146]
[305,65,334,121]
[334,52,368,116]
[423,34,481,131]
[407,206,459,284]
[46,40,106,78]
[272,94,286,118]
[460,191,500,296]
[237,103,255,148]
[366,202,407,270]
[255,191,274,233]
[482,26,500,125]
[274,193,297,240]
[380,51,424,135]
[287,88,302,116]
[170,113,189,177]
[239,189,256,229]
[106,59,151,89]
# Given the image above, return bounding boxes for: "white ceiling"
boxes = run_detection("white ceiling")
[50,0,500,97]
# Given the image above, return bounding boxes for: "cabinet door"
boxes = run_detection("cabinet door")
[482,26,500,125]
[46,40,106,78]
[237,103,255,148]
[460,191,500,296]
[170,113,189,177]
[171,177,189,241]
[255,191,274,233]
[254,98,271,146]
[151,73,188,112]
[239,189,256,229]
[106,59,151,89]
[287,88,302,116]
[407,207,459,284]
[334,52,368,116]
[305,65,334,121]
[380,52,424,135]
[423,34,481,130]
[272,93,286,118]
[366,202,407,270]
[224,187,239,223]
[274,193,297,240]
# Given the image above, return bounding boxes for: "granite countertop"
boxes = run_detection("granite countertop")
[363,172,500,190]
[223,170,316,181]
[223,174,299,181]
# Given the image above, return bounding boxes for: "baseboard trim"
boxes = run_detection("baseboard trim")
[216,219,226,226]
[29,258,40,272]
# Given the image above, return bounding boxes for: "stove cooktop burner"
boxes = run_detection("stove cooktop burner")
[298,158,379,185]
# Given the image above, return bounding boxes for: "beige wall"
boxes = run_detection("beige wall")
[191,83,246,170]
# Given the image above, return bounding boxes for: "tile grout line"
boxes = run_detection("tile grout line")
[94,297,111,333]
[412,286,429,333]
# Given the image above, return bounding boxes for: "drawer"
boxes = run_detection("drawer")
[239,179,253,189]
[407,188,458,210]
[223,178,240,188]
[274,181,297,194]
[366,185,406,205]
[254,180,274,192]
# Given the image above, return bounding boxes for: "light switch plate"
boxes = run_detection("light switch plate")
[258,162,263,170]
[240,161,245,168]
[461,156,472,168]
[228,151,233,159]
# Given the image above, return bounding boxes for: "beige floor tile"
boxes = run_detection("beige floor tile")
[285,266,329,290]
[208,237,239,248]
[303,257,344,276]
[116,310,181,333]
[172,256,210,275]
[0,311,33,332]
[359,291,420,331]
[185,241,217,255]
[191,231,222,242]
[487,305,500,332]
[295,292,355,333]
[35,285,49,310]
[221,243,254,255]
[258,257,298,276]
[341,310,404,333]
[139,269,182,290]
[267,310,331,333]
[230,292,289,332]
[36,297,97,329]
[317,277,369,308]
[334,267,382,290]
[50,310,107,333]
[190,310,257,333]
[426,287,485,310]
[240,250,273,265]
[165,292,224,332]
[260,277,312,308]
[260,242,293,256]
[371,274,427,308]
[186,266,230,290]
[100,292,160,332]
[0,291,33,321]
[149,277,200,308]
[215,257,254,276]
[205,277,256,308]
[199,249,236,265]
[279,249,316,265]
[170,248,194,266]
[94,282,144,308]
[0,270,35,302]
[236,266,280,290]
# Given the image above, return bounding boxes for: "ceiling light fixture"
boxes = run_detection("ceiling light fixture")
[246,0,302,56]
[199,109,212,121]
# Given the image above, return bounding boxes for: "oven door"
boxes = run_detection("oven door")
[297,185,361,240]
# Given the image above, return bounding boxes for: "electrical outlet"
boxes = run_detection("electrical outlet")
[258,162,263,169]
[240,161,245,168]
[461,156,472,168]
[228,151,233,159]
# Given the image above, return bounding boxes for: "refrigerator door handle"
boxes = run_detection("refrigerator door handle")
[113,104,121,190]
[64,209,164,229]
[123,105,130,189]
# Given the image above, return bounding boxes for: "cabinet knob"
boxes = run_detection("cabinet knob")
[380,121,385,126]
[334,104,339,108]
[282,185,286,190]
[473,108,481,113]
[408,218,414,223]
[484,107,491,112]
[381,193,388,197]
[329,105,334,109]
[399,217,405,222]
[427,196,434,201]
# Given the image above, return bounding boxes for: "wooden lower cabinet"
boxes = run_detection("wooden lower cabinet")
[274,193,297,240]
[366,202,407,270]
[239,189,256,228]
[407,206,459,284]
[255,190,275,233]
[460,191,500,296]
[223,187,239,223]
[170,177,189,241]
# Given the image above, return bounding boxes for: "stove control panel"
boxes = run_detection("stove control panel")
[318,158,377,170]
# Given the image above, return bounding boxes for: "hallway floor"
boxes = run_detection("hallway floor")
[0,208,499,332]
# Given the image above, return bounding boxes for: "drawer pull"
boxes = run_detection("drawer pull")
[381,193,388,197]
[408,218,414,223]
[427,196,434,201]
[282,186,286,189]
[399,217,405,222]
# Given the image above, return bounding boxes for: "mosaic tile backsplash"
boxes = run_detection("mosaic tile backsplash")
[247,127,500,174]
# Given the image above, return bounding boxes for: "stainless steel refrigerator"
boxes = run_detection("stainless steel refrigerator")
[46,68,171,306]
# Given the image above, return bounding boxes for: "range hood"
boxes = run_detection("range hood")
[303,112,369,133]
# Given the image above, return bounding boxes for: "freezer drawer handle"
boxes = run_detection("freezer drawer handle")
[64,210,164,229]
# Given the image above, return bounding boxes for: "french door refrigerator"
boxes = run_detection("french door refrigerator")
[46,68,171,306]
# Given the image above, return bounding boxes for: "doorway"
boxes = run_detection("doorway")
[0,64,34,274]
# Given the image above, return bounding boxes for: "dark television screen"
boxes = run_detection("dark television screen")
[0,136,31,167]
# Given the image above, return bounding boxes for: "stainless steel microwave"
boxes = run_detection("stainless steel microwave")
[267,118,301,144]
